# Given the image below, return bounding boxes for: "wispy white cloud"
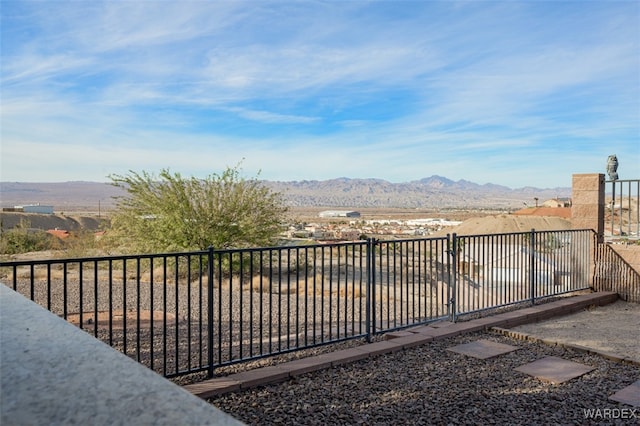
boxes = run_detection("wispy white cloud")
[222,107,320,124]
[1,0,638,187]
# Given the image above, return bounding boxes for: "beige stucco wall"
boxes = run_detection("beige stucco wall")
[571,173,605,242]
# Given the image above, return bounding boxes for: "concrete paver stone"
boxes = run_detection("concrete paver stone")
[447,339,519,359]
[609,380,640,408]
[514,356,595,384]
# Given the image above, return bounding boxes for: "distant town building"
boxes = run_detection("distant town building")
[319,210,361,218]
[542,198,572,208]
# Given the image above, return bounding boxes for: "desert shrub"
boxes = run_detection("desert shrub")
[0,221,56,254]
[60,229,105,258]
[107,165,288,253]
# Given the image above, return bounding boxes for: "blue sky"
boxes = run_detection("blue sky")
[1,0,638,188]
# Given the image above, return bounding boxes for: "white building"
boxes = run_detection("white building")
[319,210,361,218]
[15,204,54,214]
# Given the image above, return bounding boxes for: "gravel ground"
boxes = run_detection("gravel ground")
[209,331,640,426]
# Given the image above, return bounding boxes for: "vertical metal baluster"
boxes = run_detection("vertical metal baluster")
[149,256,155,372]
[321,246,325,342]
[277,249,282,351]
[93,260,98,337]
[249,250,254,358]
[122,259,127,356]
[79,261,84,330]
[227,252,233,362]
[207,247,214,379]
[295,247,300,348]
[259,250,264,355]
[136,257,141,362]
[174,256,180,375]
[336,245,341,338]
[47,263,52,312]
[313,246,318,345]
[162,256,167,377]
[63,262,68,320]
[268,249,273,353]
[187,255,192,371]
[108,259,113,346]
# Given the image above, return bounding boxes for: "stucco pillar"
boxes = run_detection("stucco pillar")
[572,173,605,242]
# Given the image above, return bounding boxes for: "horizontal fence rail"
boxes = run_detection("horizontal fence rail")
[606,179,640,240]
[0,229,596,379]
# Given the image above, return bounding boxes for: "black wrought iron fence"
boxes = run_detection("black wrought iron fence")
[450,229,593,320]
[606,178,640,240]
[0,229,594,379]
[1,251,211,378]
[208,242,371,373]
[370,237,450,334]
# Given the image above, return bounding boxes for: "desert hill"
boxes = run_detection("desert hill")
[0,212,106,232]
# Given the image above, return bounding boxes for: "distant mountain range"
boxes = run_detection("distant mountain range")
[0,176,570,211]
[265,176,570,209]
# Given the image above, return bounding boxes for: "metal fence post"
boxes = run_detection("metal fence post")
[529,229,536,305]
[449,234,457,322]
[365,238,375,342]
[207,245,215,379]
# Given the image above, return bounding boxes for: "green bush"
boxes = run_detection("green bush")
[0,225,55,254]
[107,165,289,253]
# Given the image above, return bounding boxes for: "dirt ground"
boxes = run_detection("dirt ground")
[509,300,640,363]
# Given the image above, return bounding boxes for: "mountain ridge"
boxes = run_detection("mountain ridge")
[0,176,571,210]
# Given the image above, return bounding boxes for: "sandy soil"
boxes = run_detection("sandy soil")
[509,300,640,363]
